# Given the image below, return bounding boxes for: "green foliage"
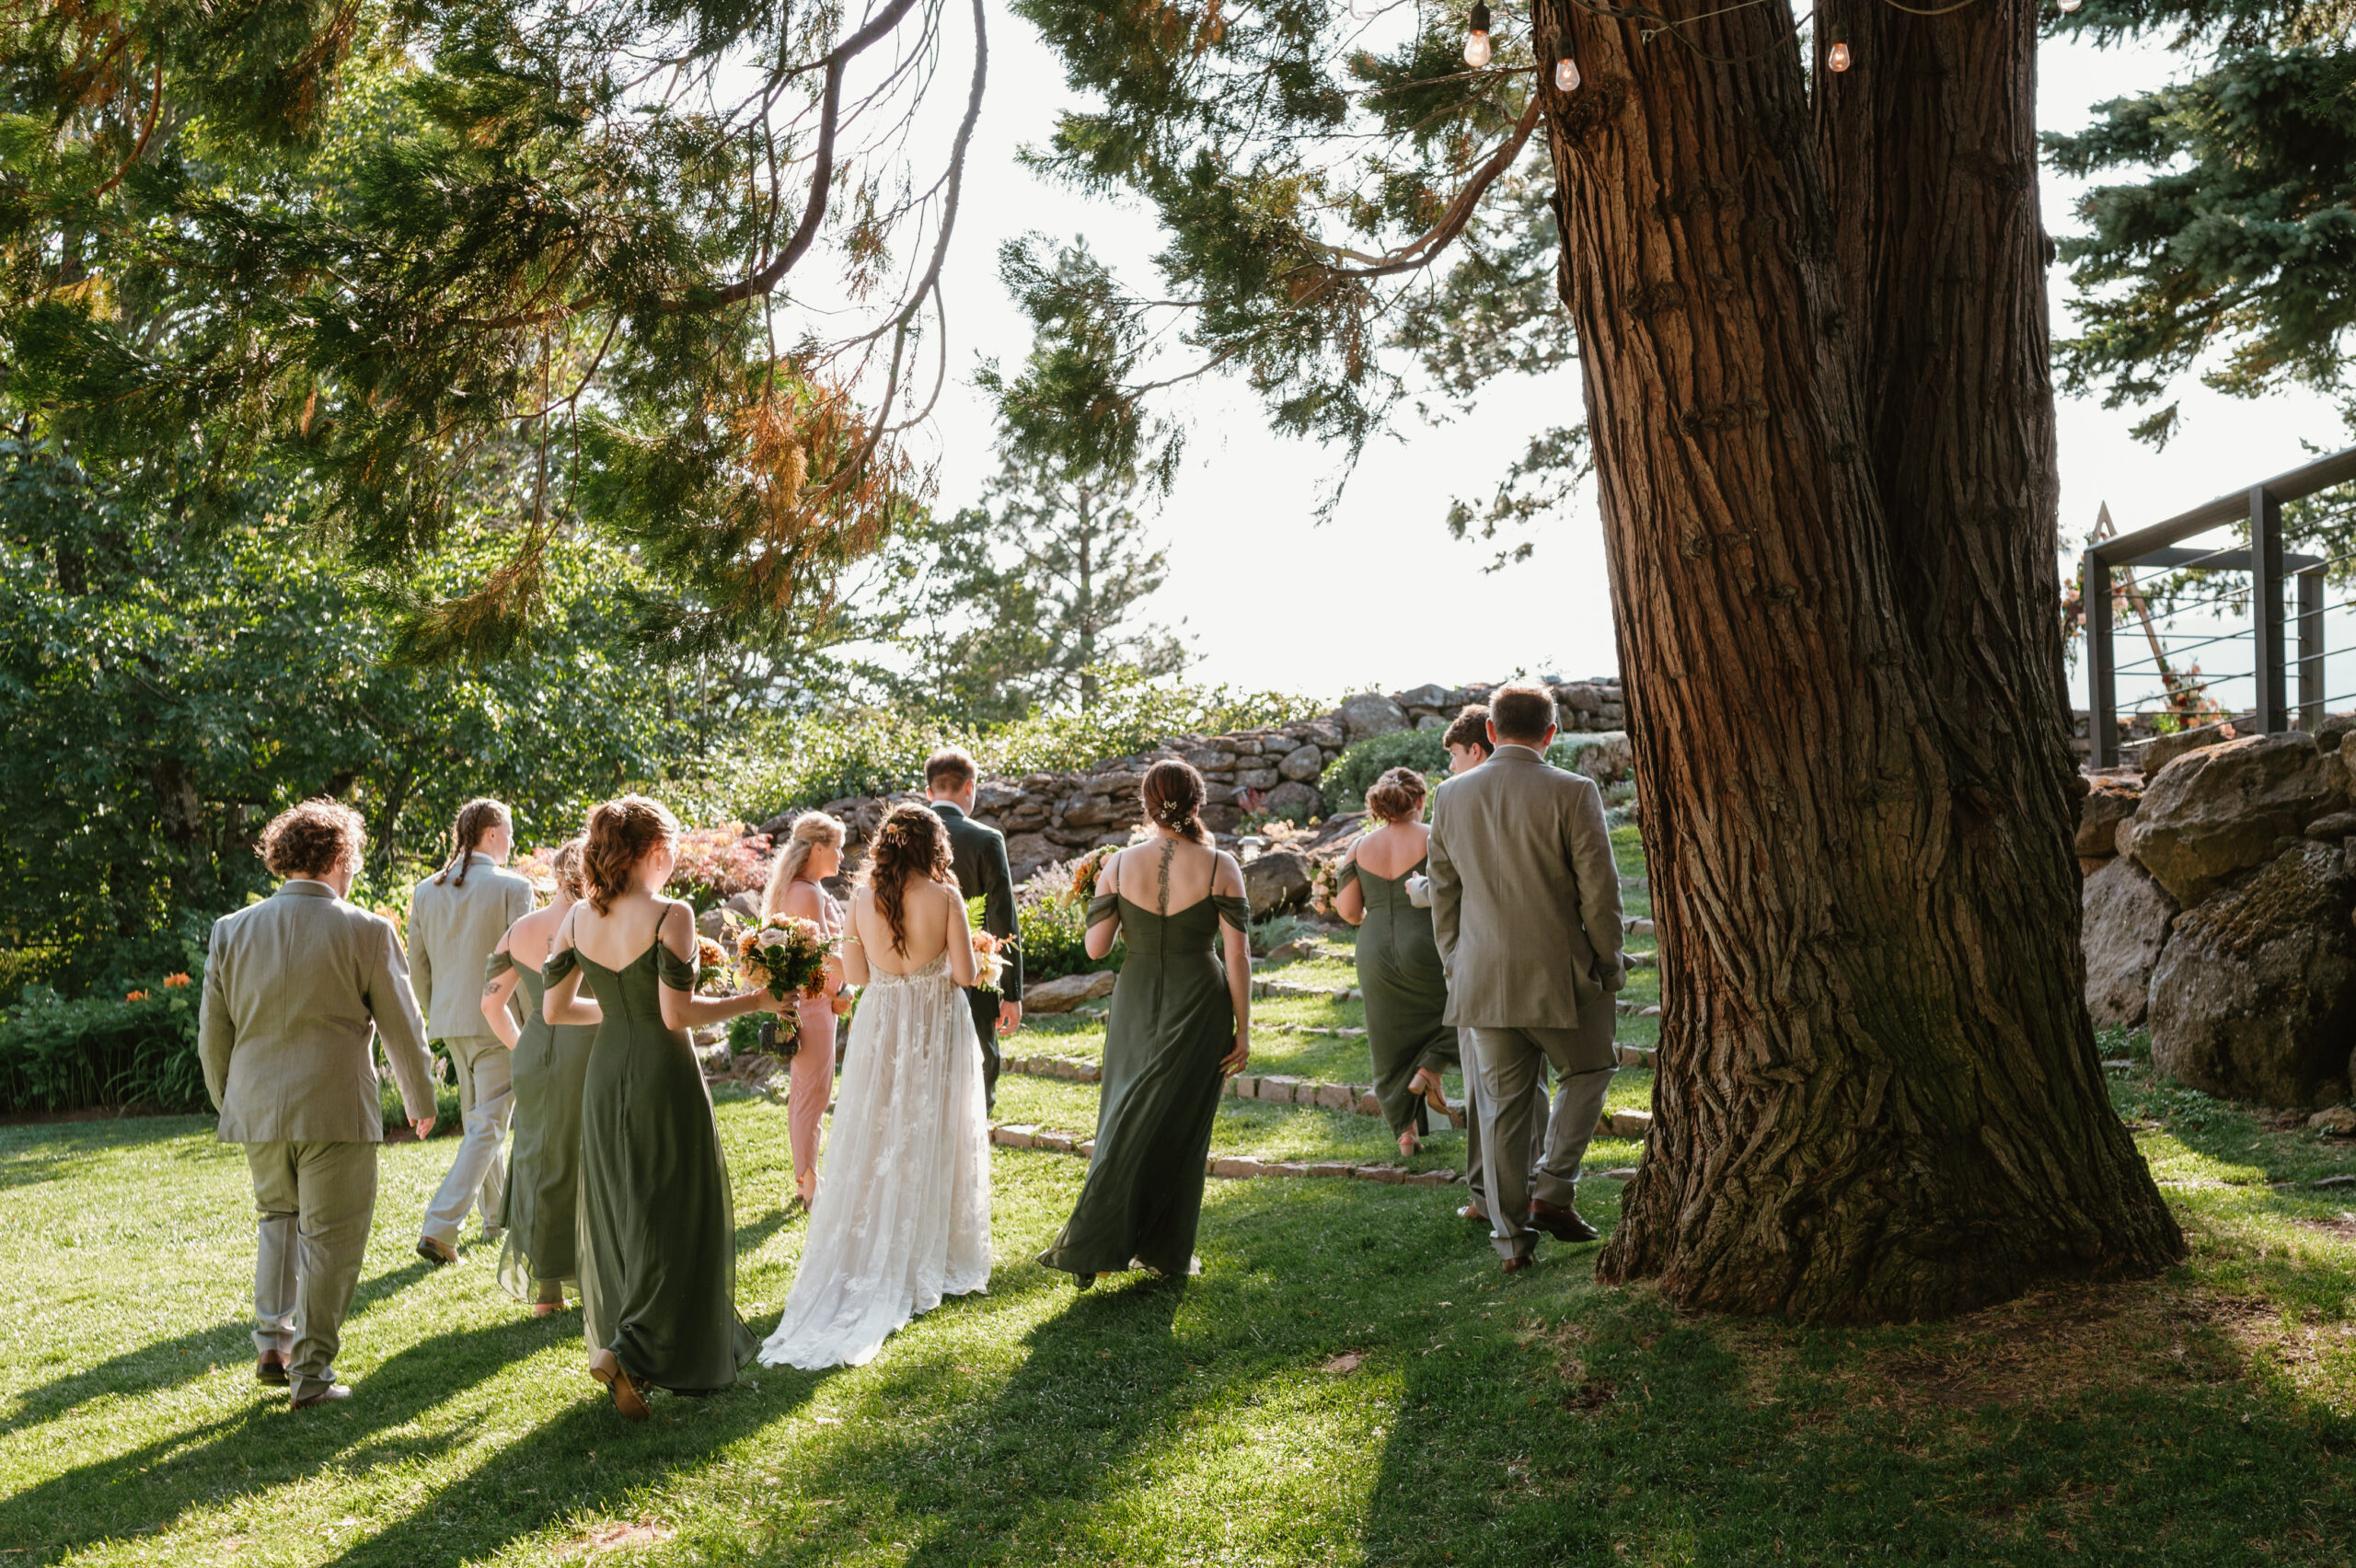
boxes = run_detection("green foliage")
[1015,895,1119,985]
[1320,730,1450,812]
[0,978,204,1116]
[0,444,702,985]
[2045,8,2356,441]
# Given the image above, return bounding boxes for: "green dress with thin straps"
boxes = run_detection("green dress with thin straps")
[545,923,756,1392]
[488,950,598,1298]
[1037,888,1248,1280]
[1342,857,1460,1137]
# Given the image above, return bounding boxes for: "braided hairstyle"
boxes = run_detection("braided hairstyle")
[1140,760,1209,845]
[549,836,588,904]
[859,803,951,955]
[433,798,511,887]
[581,796,678,915]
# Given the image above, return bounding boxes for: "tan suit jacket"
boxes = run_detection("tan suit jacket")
[1426,744,1626,1030]
[407,857,533,1041]
[199,882,439,1143]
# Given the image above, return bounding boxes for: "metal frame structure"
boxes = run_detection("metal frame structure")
[2083,445,2356,767]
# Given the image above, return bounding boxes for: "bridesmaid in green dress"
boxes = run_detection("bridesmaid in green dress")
[544,796,786,1420]
[1334,767,1459,1159]
[478,837,599,1315]
[1039,761,1252,1286]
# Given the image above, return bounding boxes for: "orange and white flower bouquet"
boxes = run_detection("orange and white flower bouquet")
[736,917,836,1001]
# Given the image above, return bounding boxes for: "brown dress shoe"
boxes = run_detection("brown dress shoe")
[1526,1199,1600,1243]
[416,1237,457,1267]
[256,1354,289,1387]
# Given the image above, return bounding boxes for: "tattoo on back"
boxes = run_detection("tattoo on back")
[1155,837,1178,916]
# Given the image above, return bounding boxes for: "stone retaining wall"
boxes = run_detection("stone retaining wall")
[768,677,1626,882]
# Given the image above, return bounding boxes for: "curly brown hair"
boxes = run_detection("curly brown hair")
[860,803,951,955]
[1141,759,1209,844]
[260,799,366,881]
[582,796,678,915]
[1365,767,1429,824]
[549,836,588,903]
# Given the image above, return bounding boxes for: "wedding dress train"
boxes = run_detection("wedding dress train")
[758,951,992,1370]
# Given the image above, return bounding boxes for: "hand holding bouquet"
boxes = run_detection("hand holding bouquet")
[1064,845,1117,907]
[971,929,1008,993]
[695,934,733,996]
[736,918,837,1001]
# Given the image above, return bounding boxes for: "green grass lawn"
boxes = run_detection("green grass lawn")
[7,1017,2356,1566]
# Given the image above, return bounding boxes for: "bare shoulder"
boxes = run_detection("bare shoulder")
[1212,848,1244,893]
[657,896,696,951]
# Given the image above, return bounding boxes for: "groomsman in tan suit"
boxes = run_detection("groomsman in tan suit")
[408,799,535,1264]
[200,799,439,1407]
[1427,679,1625,1273]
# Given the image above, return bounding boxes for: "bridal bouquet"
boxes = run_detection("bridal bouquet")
[695,935,733,996]
[1310,859,1343,917]
[736,918,836,1001]
[971,929,1008,993]
[1064,845,1117,907]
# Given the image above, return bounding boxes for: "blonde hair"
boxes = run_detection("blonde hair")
[761,812,847,918]
[549,836,588,904]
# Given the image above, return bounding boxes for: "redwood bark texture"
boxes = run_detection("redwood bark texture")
[1531,0,2183,1319]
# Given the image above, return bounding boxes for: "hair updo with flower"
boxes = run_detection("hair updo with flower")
[859,802,952,955]
[1140,760,1209,845]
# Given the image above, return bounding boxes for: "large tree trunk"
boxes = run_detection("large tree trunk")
[1532,0,2181,1320]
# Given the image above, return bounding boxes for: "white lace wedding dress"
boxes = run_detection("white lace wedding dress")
[758,950,992,1369]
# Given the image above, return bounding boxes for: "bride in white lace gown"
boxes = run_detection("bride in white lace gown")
[760,803,993,1370]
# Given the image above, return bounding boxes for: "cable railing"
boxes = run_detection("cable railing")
[2085,445,2356,768]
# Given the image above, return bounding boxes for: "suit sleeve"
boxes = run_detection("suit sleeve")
[1567,778,1626,988]
[1426,792,1461,973]
[406,887,432,1032]
[368,918,440,1122]
[983,832,1022,1000]
[198,922,234,1112]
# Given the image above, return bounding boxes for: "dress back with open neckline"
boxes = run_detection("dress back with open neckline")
[865,949,952,986]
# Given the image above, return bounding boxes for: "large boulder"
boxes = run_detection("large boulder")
[1277,744,1324,782]
[2147,841,2356,1107]
[2116,732,2342,905]
[2076,776,2142,859]
[1565,731,1634,785]
[2140,727,2225,777]
[2081,856,2177,1029]
[1334,692,1409,743]
[1242,848,1311,915]
[1003,833,1058,882]
[1265,780,1322,818]
[1024,970,1117,1013]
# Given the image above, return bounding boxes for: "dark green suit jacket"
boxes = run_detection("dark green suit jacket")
[931,802,1022,1000]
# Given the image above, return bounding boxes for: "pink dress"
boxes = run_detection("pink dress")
[785,882,843,1207]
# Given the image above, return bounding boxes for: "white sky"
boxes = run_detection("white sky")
[899,10,2346,708]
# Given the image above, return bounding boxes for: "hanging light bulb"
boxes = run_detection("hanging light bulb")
[1827,39,1852,71]
[1553,57,1581,92]
[1463,2,1493,67]
[2057,0,2083,11]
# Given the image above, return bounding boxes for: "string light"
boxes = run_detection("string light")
[1827,38,1852,70]
[1553,57,1581,91]
[1463,1,1493,68]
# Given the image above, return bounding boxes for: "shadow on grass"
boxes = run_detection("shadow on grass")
[0,1113,214,1190]
[6,1259,440,1428]
[0,1310,561,1563]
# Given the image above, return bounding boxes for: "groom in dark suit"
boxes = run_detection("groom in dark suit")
[926,748,1022,1111]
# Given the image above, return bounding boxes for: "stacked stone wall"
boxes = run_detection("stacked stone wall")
[768,677,1626,881]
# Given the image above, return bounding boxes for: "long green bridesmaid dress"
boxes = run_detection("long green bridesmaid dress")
[1037,889,1249,1280]
[1341,858,1460,1138]
[545,929,756,1391]
[488,949,598,1301]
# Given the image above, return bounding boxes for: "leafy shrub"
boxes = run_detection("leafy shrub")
[1320,730,1450,812]
[1321,728,1615,813]
[1015,894,1121,983]
[0,977,206,1114]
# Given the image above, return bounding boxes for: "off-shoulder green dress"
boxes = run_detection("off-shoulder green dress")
[545,930,756,1392]
[1037,889,1248,1280]
[488,949,599,1301]
[1340,858,1460,1137]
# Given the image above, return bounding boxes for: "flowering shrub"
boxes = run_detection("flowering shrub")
[667,825,775,911]
[0,978,206,1114]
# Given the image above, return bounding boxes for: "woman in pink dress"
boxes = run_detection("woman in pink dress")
[759,812,852,1211]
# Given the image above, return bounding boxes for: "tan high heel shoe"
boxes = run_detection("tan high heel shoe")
[1409,1068,1450,1115]
[588,1349,649,1421]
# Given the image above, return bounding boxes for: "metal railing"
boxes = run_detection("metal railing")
[2084,445,2356,767]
